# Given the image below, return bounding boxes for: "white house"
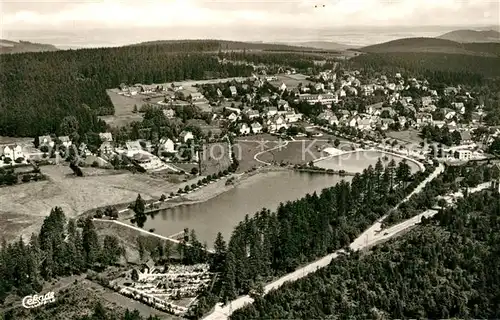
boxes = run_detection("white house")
[348,116,359,127]
[444,110,457,120]
[246,110,260,119]
[278,99,290,110]
[265,107,278,117]
[189,92,204,101]
[159,138,175,153]
[1,145,24,161]
[433,121,446,128]
[452,102,466,114]
[238,123,251,135]
[99,132,113,142]
[58,136,72,148]
[100,141,114,155]
[179,131,194,143]
[455,149,472,161]
[416,113,433,126]
[380,118,395,131]
[39,135,55,148]
[229,86,237,97]
[267,116,288,133]
[357,118,371,131]
[279,83,287,91]
[228,113,239,122]
[398,116,407,127]
[284,111,302,123]
[251,122,263,134]
[125,140,142,155]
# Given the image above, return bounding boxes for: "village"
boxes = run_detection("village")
[0,60,494,176]
[0,59,497,318]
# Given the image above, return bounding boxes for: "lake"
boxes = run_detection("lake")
[144,170,351,246]
[314,150,421,173]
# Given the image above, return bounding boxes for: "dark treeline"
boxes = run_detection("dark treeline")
[0,208,123,303]
[190,159,432,318]
[0,43,255,137]
[348,52,500,84]
[231,191,500,319]
[222,51,318,70]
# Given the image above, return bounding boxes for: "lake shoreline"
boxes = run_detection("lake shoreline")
[116,166,291,221]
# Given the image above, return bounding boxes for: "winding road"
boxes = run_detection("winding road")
[203,163,445,320]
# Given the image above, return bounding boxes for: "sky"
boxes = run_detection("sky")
[1,0,499,32]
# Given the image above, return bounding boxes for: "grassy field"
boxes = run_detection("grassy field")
[268,74,314,89]
[386,129,424,146]
[258,139,331,165]
[101,89,144,127]
[0,165,180,242]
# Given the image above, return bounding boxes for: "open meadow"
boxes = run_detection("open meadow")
[0,165,179,242]
[100,89,145,127]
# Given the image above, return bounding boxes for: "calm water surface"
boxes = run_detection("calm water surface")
[144,171,351,246]
[315,151,420,173]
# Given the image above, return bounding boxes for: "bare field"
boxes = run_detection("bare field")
[386,129,423,146]
[102,89,144,127]
[0,136,34,145]
[234,140,280,172]
[258,140,330,165]
[268,74,314,88]
[0,165,179,241]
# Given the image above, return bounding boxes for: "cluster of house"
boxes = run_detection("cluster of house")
[0,135,74,165]
[111,261,212,316]
[227,99,304,135]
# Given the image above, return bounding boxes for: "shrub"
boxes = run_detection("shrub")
[91,161,99,168]
[160,194,167,201]
[191,167,199,175]
[94,209,103,219]
[170,192,175,197]
[21,174,31,183]
[15,157,24,164]
[40,145,49,153]
[191,183,196,189]
[184,185,190,192]
[178,188,183,194]
[3,157,12,164]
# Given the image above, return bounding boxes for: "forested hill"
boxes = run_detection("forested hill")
[0,39,58,54]
[348,52,500,83]
[438,29,500,43]
[231,191,500,320]
[359,37,500,57]
[132,39,324,52]
[0,43,254,137]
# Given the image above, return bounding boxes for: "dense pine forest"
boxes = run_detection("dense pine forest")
[348,52,500,84]
[231,190,500,319]
[384,162,499,227]
[0,208,123,304]
[189,159,434,318]
[0,42,254,137]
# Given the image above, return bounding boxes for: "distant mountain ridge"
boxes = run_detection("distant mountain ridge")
[0,39,58,54]
[133,39,337,52]
[275,41,354,51]
[438,29,500,43]
[359,37,500,57]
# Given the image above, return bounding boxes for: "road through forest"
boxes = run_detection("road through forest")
[203,163,445,320]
